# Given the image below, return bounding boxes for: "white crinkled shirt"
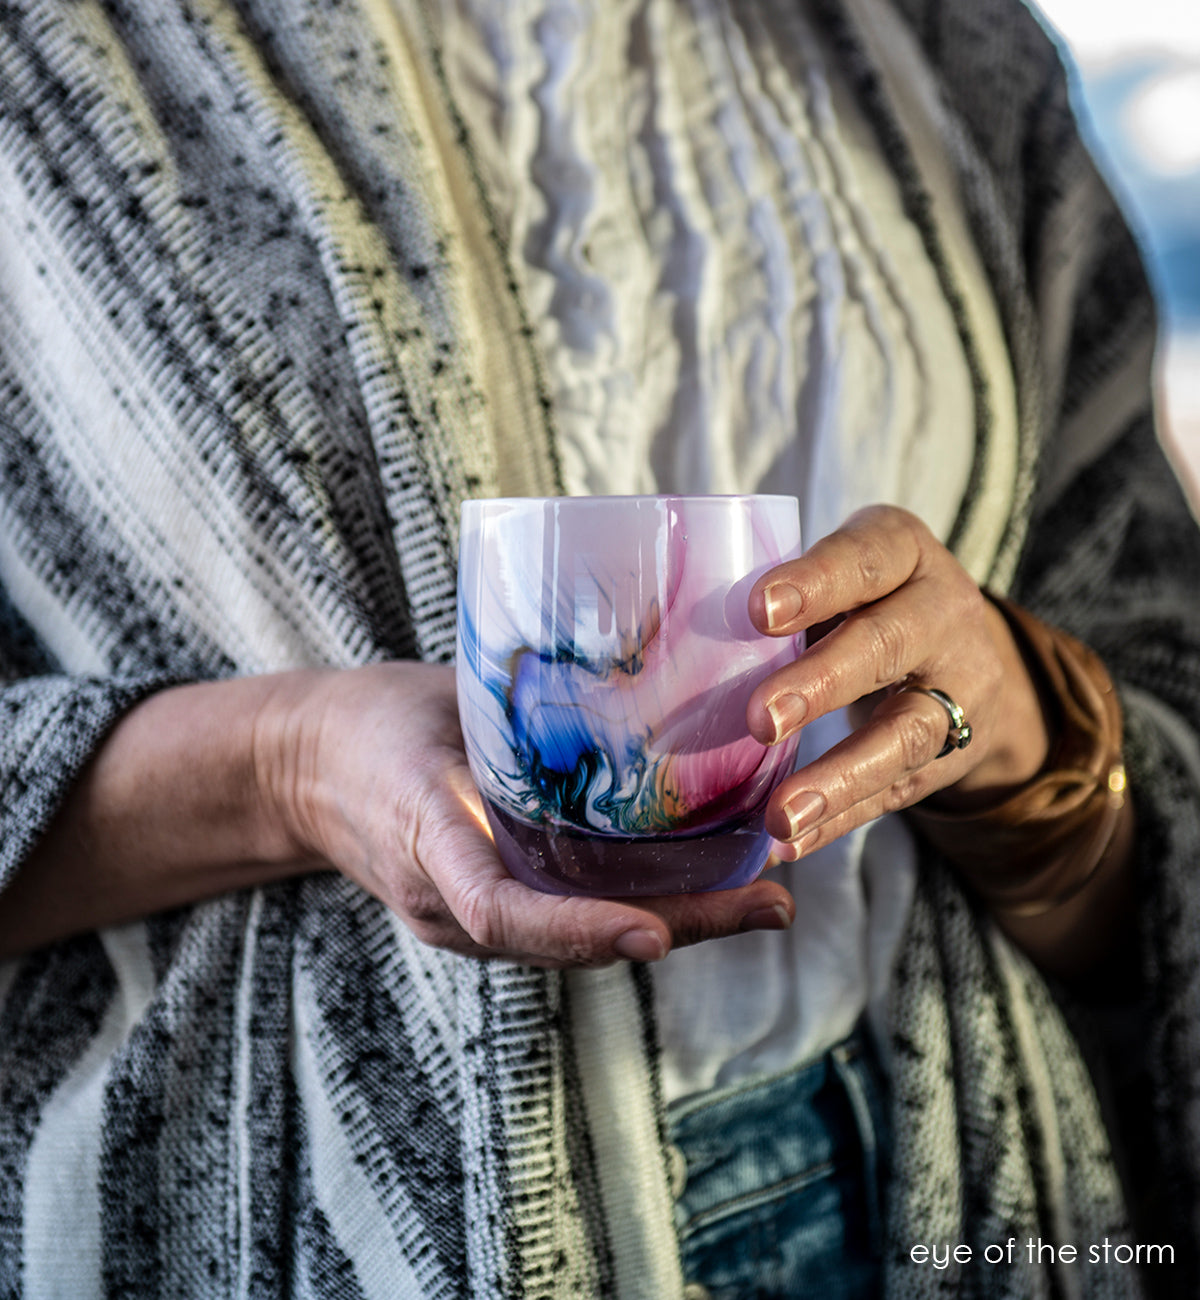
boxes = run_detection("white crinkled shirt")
[411,0,1018,1101]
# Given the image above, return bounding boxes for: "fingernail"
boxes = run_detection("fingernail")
[792,828,821,856]
[739,903,793,933]
[763,582,803,632]
[614,929,666,963]
[765,693,807,743]
[783,791,826,839]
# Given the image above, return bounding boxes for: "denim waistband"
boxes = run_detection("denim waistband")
[665,1026,890,1300]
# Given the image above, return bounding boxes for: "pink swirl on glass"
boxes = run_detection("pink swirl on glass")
[456,496,802,895]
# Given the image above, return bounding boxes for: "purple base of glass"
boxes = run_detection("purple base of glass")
[485,800,772,896]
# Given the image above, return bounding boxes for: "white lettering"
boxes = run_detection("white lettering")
[1089,1238,1176,1264]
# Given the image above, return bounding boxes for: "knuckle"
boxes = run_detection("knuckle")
[455,881,506,953]
[398,768,442,862]
[454,886,609,966]
[882,773,925,814]
[864,614,909,687]
[804,660,841,711]
[553,914,608,966]
[892,706,943,770]
[852,536,890,593]
[945,568,982,623]
[669,917,721,950]
[879,505,928,556]
[652,898,726,950]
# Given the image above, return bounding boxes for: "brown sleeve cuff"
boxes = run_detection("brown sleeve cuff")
[906,593,1127,915]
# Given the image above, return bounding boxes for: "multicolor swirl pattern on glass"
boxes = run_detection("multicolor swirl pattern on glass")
[456,496,802,894]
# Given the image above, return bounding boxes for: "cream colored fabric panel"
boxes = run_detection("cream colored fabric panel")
[414,0,1008,1103]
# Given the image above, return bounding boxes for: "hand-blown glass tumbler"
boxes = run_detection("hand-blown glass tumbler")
[455,495,803,895]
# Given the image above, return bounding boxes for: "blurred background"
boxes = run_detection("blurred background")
[1029,0,1200,506]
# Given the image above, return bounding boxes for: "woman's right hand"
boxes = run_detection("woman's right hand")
[1,662,795,964]
[256,661,796,968]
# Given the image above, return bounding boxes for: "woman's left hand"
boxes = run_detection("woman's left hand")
[746,504,1051,858]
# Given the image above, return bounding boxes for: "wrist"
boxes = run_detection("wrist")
[0,673,330,956]
[249,668,338,869]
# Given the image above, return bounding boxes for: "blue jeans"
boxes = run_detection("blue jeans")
[666,1028,889,1299]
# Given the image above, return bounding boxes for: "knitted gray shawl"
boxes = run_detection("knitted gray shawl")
[1,1,1198,1297]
